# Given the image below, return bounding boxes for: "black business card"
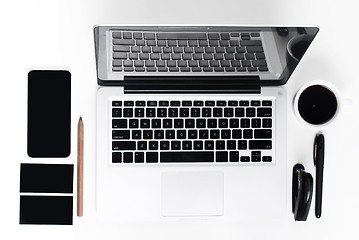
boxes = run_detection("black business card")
[20,196,73,225]
[20,163,73,193]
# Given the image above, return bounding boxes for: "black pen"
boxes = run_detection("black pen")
[314,134,325,218]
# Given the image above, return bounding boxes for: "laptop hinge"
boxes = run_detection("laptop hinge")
[123,76,261,94]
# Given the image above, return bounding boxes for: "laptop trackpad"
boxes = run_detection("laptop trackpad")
[161,171,224,217]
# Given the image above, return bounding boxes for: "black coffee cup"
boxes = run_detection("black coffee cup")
[294,83,339,125]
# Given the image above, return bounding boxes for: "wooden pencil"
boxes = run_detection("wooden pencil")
[77,117,84,217]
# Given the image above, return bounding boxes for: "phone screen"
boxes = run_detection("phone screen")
[27,70,71,157]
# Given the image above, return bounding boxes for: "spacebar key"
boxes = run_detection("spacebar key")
[160,152,214,163]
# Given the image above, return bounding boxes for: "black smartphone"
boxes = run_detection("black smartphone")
[27,70,71,157]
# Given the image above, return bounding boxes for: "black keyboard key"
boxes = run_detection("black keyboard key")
[207,119,217,128]
[194,101,204,106]
[124,101,134,106]
[160,141,170,150]
[177,130,186,139]
[239,101,249,106]
[135,152,145,163]
[112,130,130,139]
[213,108,222,117]
[149,141,158,150]
[166,130,175,139]
[154,130,164,139]
[216,141,225,150]
[182,101,192,106]
[112,101,122,106]
[199,130,209,139]
[174,119,184,128]
[262,156,272,162]
[123,152,133,163]
[238,140,247,150]
[132,130,141,139]
[191,108,201,117]
[205,140,215,150]
[241,119,250,128]
[240,156,250,162]
[235,108,245,117]
[221,130,231,139]
[254,129,272,139]
[202,108,211,117]
[229,151,239,162]
[160,152,214,163]
[188,130,197,139]
[169,108,178,117]
[137,141,147,150]
[146,108,156,117]
[262,100,272,106]
[143,130,153,139]
[218,119,228,128]
[159,101,169,106]
[210,130,220,139]
[135,108,145,117]
[251,100,261,106]
[182,141,192,150]
[230,119,239,128]
[252,119,261,128]
[112,152,122,163]
[243,129,253,139]
[151,119,161,128]
[227,140,236,149]
[257,108,272,117]
[262,118,272,128]
[140,119,150,128]
[157,108,167,117]
[216,151,228,162]
[163,119,172,128]
[180,108,190,117]
[129,119,139,128]
[112,119,127,128]
[246,108,256,117]
[224,108,234,117]
[147,101,157,106]
[146,152,158,163]
[205,101,215,106]
[249,140,272,150]
[123,108,133,117]
[171,141,181,150]
[251,151,261,162]
[194,141,203,150]
[232,130,242,139]
[170,101,181,106]
[185,119,195,128]
[196,119,206,128]
[112,141,136,150]
[112,108,122,117]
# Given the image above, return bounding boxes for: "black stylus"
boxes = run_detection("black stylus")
[314,134,325,218]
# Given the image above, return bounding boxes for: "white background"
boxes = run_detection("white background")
[0,0,358,239]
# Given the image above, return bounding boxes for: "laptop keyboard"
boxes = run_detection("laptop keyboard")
[111,99,274,164]
[111,31,269,73]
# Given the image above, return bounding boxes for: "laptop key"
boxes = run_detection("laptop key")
[249,140,272,150]
[160,152,214,163]
[112,119,127,128]
[146,152,158,163]
[135,152,145,163]
[112,130,130,139]
[112,141,136,150]
[123,152,133,163]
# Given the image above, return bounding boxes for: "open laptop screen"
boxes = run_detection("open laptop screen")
[94,26,319,86]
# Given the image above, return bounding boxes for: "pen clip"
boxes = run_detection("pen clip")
[313,135,318,166]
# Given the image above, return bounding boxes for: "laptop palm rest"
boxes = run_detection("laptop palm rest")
[161,171,224,217]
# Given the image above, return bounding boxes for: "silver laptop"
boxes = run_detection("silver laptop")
[94,25,318,221]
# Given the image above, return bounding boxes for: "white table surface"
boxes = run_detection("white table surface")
[0,0,358,239]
